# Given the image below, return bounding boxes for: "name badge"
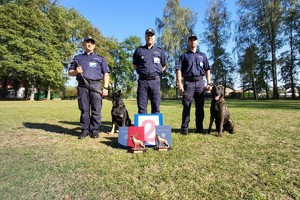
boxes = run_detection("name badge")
[153,57,160,64]
[89,62,97,68]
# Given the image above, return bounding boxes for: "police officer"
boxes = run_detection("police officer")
[176,35,211,135]
[68,36,110,139]
[133,28,166,114]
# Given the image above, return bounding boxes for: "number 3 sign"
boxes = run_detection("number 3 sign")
[134,114,163,146]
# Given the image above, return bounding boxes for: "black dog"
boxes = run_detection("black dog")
[109,90,132,135]
[207,85,234,137]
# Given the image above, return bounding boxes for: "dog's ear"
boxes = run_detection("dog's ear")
[117,90,121,95]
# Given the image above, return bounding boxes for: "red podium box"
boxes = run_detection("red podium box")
[127,126,145,148]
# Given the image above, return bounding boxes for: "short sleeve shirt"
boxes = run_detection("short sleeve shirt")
[133,45,166,76]
[68,52,110,81]
[176,50,210,77]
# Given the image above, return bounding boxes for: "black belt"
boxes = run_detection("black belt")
[79,79,100,85]
[139,76,160,80]
[184,76,203,82]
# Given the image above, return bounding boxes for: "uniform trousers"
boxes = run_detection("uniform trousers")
[137,77,161,114]
[181,80,205,131]
[77,82,102,134]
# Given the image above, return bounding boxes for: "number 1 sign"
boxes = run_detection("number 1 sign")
[134,114,163,146]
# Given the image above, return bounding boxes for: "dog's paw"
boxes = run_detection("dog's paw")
[108,132,114,135]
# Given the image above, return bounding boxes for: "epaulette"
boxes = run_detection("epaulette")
[93,53,104,59]
[156,46,165,51]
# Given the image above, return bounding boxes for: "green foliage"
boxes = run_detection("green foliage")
[236,0,294,99]
[238,45,260,99]
[203,0,234,88]
[0,4,55,84]
[109,36,141,97]
[0,0,112,100]
[156,0,197,98]
[1,0,299,101]
[0,2,71,99]
[278,0,300,99]
[63,86,77,99]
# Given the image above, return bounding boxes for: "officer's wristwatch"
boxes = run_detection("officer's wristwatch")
[103,86,109,90]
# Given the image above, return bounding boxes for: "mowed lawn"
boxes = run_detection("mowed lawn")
[0,99,299,199]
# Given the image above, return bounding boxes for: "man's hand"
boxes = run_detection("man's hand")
[205,83,213,91]
[178,83,184,93]
[102,88,108,96]
[76,66,83,74]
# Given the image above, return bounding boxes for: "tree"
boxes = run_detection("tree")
[156,0,197,98]
[120,36,141,97]
[203,0,234,91]
[279,0,300,99]
[237,0,284,99]
[0,0,111,100]
[108,36,142,98]
[239,45,259,99]
[235,0,272,98]
[0,3,61,100]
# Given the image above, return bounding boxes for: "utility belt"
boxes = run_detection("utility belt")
[139,75,160,81]
[184,76,203,82]
[78,79,100,85]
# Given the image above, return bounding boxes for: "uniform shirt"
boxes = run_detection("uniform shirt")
[133,45,166,77]
[69,52,110,81]
[176,50,210,77]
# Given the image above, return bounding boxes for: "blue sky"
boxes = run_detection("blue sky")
[60,0,237,43]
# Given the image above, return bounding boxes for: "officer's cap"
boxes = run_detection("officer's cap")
[83,36,96,43]
[145,28,155,35]
[188,34,198,41]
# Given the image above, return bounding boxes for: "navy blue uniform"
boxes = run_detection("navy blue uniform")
[176,50,210,132]
[133,45,166,113]
[69,52,110,135]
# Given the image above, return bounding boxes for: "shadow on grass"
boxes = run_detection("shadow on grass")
[57,121,79,126]
[99,121,112,133]
[58,120,112,133]
[23,122,80,137]
[99,136,119,148]
[23,120,113,138]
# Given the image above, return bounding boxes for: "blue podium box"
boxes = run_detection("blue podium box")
[155,125,172,147]
[118,126,128,148]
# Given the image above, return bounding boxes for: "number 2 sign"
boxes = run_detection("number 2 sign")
[134,114,163,146]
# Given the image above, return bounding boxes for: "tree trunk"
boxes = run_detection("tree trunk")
[289,24,296,99]
[29,84,35,101]
[270,15,279,99]
[1,77,8,99]
[252,76,258,100]
[46,88,51,100]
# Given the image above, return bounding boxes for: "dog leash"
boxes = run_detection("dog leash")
[80,74,103,95]
[73,60,103,95]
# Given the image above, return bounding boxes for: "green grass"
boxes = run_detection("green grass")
[0,99,299,199]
